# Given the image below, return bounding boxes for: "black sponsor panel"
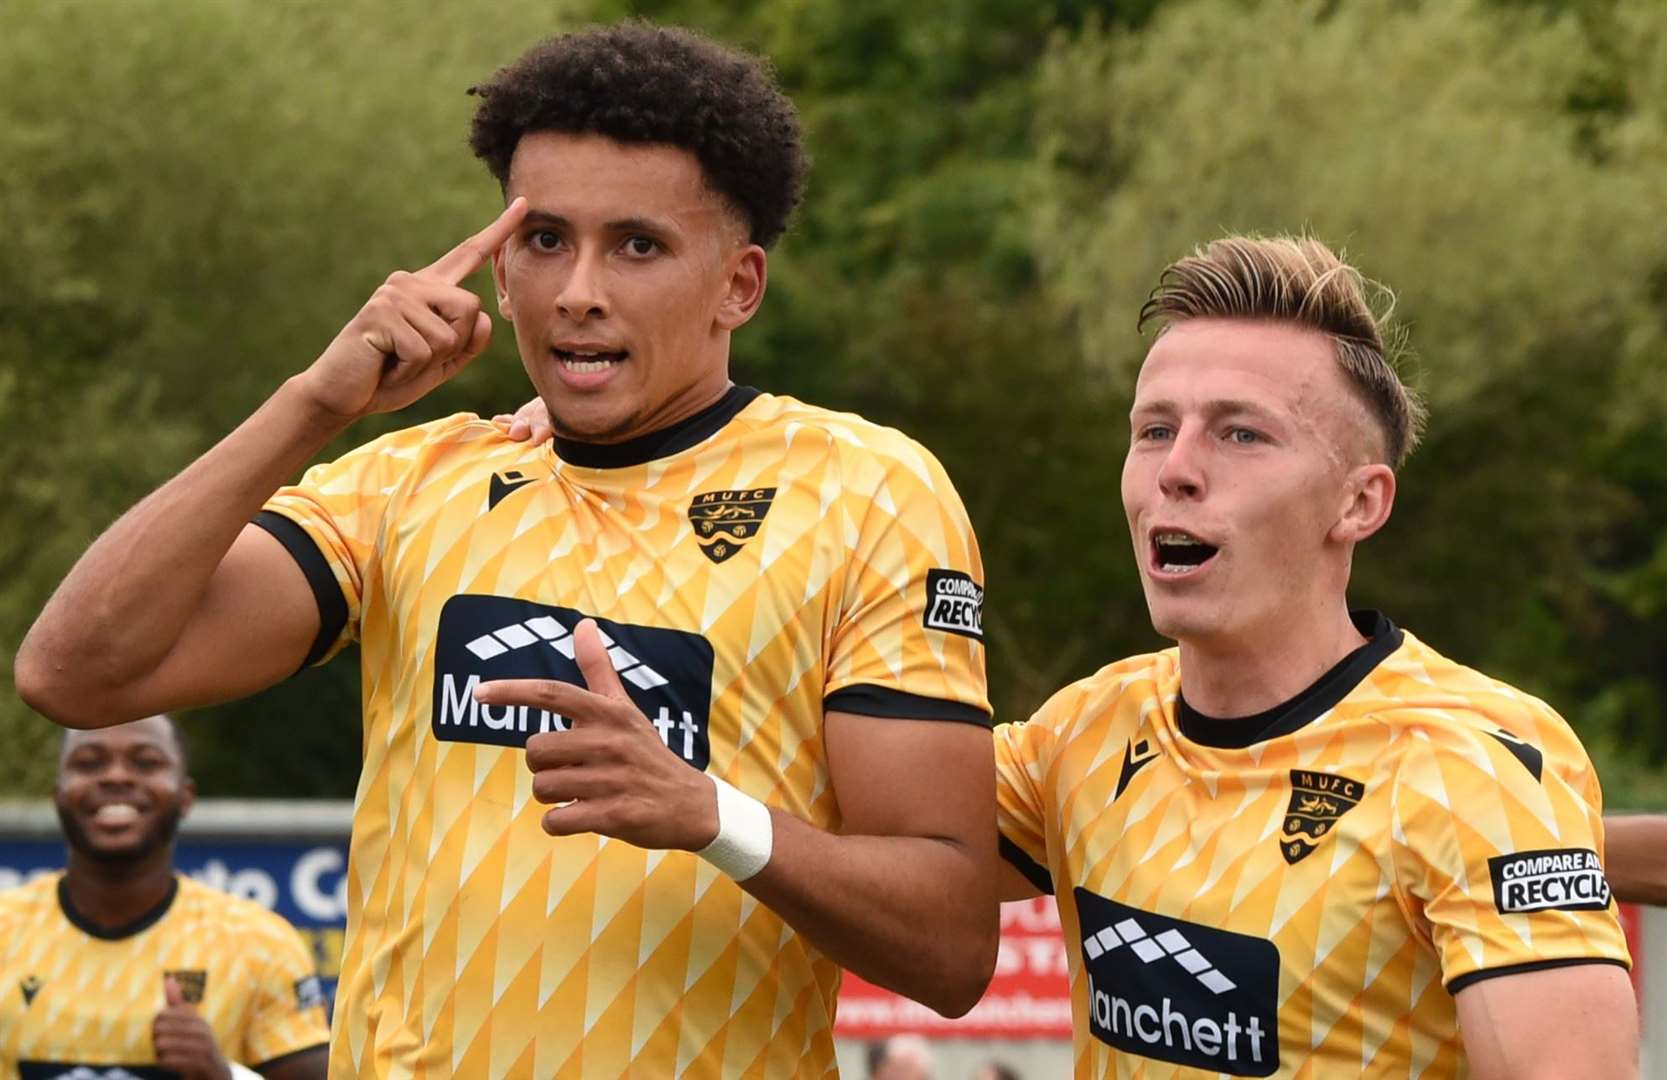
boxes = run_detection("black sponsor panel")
[431,595,715,770]
[923,569,983,640]
[21,1065,175,1080]
[1074,888,1280,1076]
[1489,847,1611,913]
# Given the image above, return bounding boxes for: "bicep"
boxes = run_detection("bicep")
[130,524,321,712]
[1455,963,1637,1079]
[824,711,995,850]
[1604,813,1667,907]
[256,1045,330,1080]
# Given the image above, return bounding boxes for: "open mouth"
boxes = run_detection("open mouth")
[91,803,142,826]
[1151,531,1220,575]
[554,347,627,373]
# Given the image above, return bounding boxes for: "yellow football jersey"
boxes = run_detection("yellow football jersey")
[0,873,329,1079]
[995,611,1629,1078]
[257,387,989,1078]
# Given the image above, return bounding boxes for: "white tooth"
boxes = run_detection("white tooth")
[94,804,140,825]
[562,359,611,374]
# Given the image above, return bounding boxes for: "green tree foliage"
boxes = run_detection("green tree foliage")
[1031,0,1667,802]
[3,0,1664,807]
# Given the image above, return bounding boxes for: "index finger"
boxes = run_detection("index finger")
[423,196,529,284]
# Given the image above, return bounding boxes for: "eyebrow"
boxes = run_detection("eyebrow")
[522,210,676,237]
[1129,399,1290,432]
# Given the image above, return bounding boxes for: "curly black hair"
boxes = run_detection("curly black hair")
[468,23,807,250]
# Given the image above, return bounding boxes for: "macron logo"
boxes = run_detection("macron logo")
[464,615,671,691]
[1084,918,1238,995]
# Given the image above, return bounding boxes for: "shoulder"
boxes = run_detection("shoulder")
[1374,631,1585,761]
[742,393,956,491]
[1025,649,1176,736]
[175,877,306,948]
[0,873,60,923]
[346,412,526,466]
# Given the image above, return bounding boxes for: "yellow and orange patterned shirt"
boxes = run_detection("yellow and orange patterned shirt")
[995,612,1629,1078]
[256,387,989,1078]
[0,873,329,1079]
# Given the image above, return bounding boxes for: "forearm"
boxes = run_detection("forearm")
[739,810,999,1017]
[1605,814,1667,906]
[17,377,347,718]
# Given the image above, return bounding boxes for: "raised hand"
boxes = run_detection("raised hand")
[153,975,233,1080]
[474,619,721,851]
[297,197,528,421]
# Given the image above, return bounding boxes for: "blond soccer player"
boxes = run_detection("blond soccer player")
[990,237,1637,1077]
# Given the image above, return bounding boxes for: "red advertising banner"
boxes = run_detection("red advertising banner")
[1620,901,1643,999]
[835,897,1074,1039]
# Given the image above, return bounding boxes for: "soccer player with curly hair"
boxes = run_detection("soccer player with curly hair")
[19,24,999,1077]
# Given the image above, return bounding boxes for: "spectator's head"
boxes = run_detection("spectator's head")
[55,715,193,865]
[868,1033,934,1080]
[972,1063,1022,1080]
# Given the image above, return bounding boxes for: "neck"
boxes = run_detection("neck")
[63,847,175,932]
[1177,603,1367,718]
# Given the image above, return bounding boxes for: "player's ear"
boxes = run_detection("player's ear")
[1330,463,1395,544]
[715,244,767,332]
[492,246,515,321]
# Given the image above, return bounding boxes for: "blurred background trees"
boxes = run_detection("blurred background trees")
[2,0,1663,805]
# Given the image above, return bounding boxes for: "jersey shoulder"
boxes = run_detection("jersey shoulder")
[174,875,307,946]
[0,872,61,928]
[741,393,955,487]
[1028,648,1177,734]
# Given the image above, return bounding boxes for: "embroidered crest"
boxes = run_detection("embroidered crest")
[1280,769,1364,865]
[688,488,776,564]
[164,969,207,1004]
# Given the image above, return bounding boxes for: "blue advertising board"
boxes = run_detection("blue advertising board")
[0,837,350,1013]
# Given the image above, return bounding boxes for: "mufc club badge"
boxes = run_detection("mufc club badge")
[688,488,776,564]
[164,969,207,1004]
[1280,769,1364,865]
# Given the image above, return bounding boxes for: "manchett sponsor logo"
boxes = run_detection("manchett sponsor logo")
[1074,888,1280,1076]
[923,569,983,640]
[431,595,715,769]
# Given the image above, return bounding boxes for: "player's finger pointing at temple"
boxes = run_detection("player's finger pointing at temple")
[423,196,528,284]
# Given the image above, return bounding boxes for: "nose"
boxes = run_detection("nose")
[556,249,609,322]
[1155,426,1207,500]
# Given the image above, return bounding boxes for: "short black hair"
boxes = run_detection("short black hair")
[468,22,807,249]
[59,714,190,776]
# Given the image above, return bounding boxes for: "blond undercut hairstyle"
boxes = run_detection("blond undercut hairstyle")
[1137,235,1427,468]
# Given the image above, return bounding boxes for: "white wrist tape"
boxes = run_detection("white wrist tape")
[697,776,774,881]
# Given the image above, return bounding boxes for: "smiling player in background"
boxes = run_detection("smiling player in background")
[0,715,328,1080]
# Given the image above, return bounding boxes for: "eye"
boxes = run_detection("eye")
[621,235,658,257]
[529,230,562,253]
[1226,427,1263,445]
[1137,424,1174,442]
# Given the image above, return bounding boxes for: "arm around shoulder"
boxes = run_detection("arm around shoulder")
[1604,813,1667,907]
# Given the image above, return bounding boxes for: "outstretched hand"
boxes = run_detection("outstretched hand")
[153,975,232,1080]
[474,619,721,851]
[297,197,528,422]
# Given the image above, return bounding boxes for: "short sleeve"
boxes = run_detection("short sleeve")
[821,432,990,725]
[1390,720,1632,993]
[995,718,1054,895]
[257,415,471,667]
[239,914,330,1065]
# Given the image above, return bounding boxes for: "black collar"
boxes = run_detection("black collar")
[58,872,179,941]
[552,386,760,469]
[1177,610,1403,749]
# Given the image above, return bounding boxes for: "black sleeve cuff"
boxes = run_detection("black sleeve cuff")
[253,509,348,672]
[1445,956,1630,995]
[999,834,1054,896]
[823,684,992,727]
